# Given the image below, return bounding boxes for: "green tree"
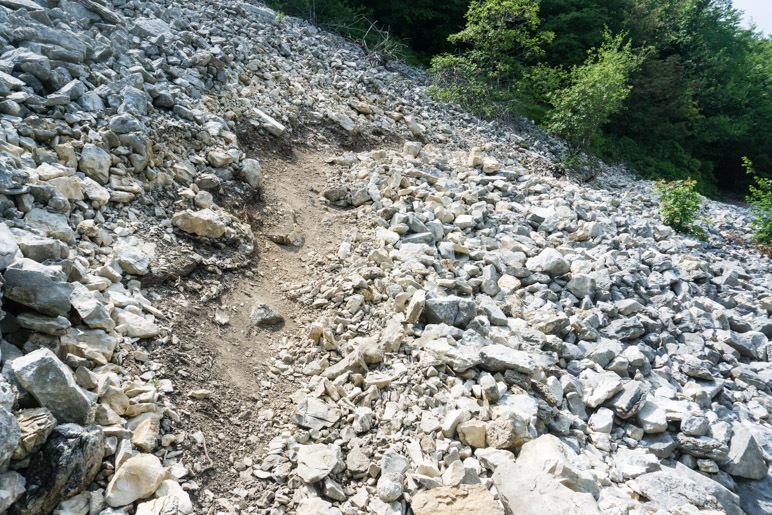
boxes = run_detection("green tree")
[429,0,553,117]
[546,32,645,153]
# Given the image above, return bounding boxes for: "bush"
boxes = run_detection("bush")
[546,32,645,154]
[653,178,708,240]
[429,0,553,119]
[744,157,772,243]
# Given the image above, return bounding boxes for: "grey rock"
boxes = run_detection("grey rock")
[606,380,647,419]
[566,274,596,298]
[9,424,104,515]
[736,472,772,515]
[377,449,409,502]
[0,471,25,512]
[15,312,70,335]
[294,397,341,430]
[526,248,569,277]
[250,303,284,326]
[23,208,74,244]
[12,348,93,425]
[11,228,63,262]
[479,344,537,374]
[517,435,599,497]
[0,222,20,270]
[0,407,20,470]
[630,463,742,515]
[604,317,645,341]
[296,444,343,483]
[3,266,72,316]
[675,433,729,461]
[723,425,768,480]
[425,296,477,328]
[493,460,601,515]
[486,410,532,449]
[78,144,111,185]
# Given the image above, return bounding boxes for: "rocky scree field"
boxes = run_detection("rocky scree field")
[0,0,770,514]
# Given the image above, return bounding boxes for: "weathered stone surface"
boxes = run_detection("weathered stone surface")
[723,425,767,479]
[9,424,103,515]
[171,209,226,238]
[3,265,72,316]
[411,484,504,515]
[250,303,284,326]
[425,296,477,328]
[0,222,20,270]
[629,463,743,515]
[105,454,168,507]
[0,407,20,470]
[486,411,532,450]
[296,444,343,483]
[12,349,92,425]
[78,144,111,185]
[493,460,601,515]
[13,408,55,461]
[22,209,74,245]
[0,471,25,513]
[526,248,569,277]
[479,345,537,374]
[294,397,341,430]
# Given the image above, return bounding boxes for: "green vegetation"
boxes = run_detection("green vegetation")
[546,32,645,154]
[265,0,771,199]
[429,0,553,117]
[653,178,708,239]
[745,158,772,243]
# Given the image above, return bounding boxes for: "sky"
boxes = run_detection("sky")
[733,0,772,34]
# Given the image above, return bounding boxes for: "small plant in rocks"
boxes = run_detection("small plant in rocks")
[653,178,708,240]
[744,157,772,244]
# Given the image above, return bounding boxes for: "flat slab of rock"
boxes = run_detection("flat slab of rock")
[3,266,72,316]
[171,209,226,238]
[479,345,537,374]
[12,349,92,425]
[294,397,341,430]
[296,444,343,483]
[492,460,601,515]
[411,484,504,515]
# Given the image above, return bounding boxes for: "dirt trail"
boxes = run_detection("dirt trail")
[153,149,354,509]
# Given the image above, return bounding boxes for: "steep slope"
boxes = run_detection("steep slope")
[0,0,769,515]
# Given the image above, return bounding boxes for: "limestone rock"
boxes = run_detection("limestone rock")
[9,424,103,515]
[0,407,20,470]
[296,444,343,483]
[78,144,111,185]
[493,460,601,515]
[411,484,504,515]
[723,425,768,480]
[105,454,168,507]
[171,209,226,238]
[12,349,92,425]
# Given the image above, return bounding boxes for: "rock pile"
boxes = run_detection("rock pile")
[0,0,770,513]
[253,142,772,514]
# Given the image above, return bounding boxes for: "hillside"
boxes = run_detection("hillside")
[0,0,770,514]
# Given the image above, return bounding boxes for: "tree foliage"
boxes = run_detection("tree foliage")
[429,0,553,118]
[266,0,770,197]
[546,33,645,153]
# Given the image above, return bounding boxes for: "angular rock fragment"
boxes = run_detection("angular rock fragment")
[9,424,103,515]
[12,349,92,425]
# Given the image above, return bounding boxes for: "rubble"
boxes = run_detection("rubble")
[0,0,767,512]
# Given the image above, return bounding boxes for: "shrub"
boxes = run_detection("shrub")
[653,178,708,240]
[744,157,772,243]
[546,32,645,154]
[429,0,553,119]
